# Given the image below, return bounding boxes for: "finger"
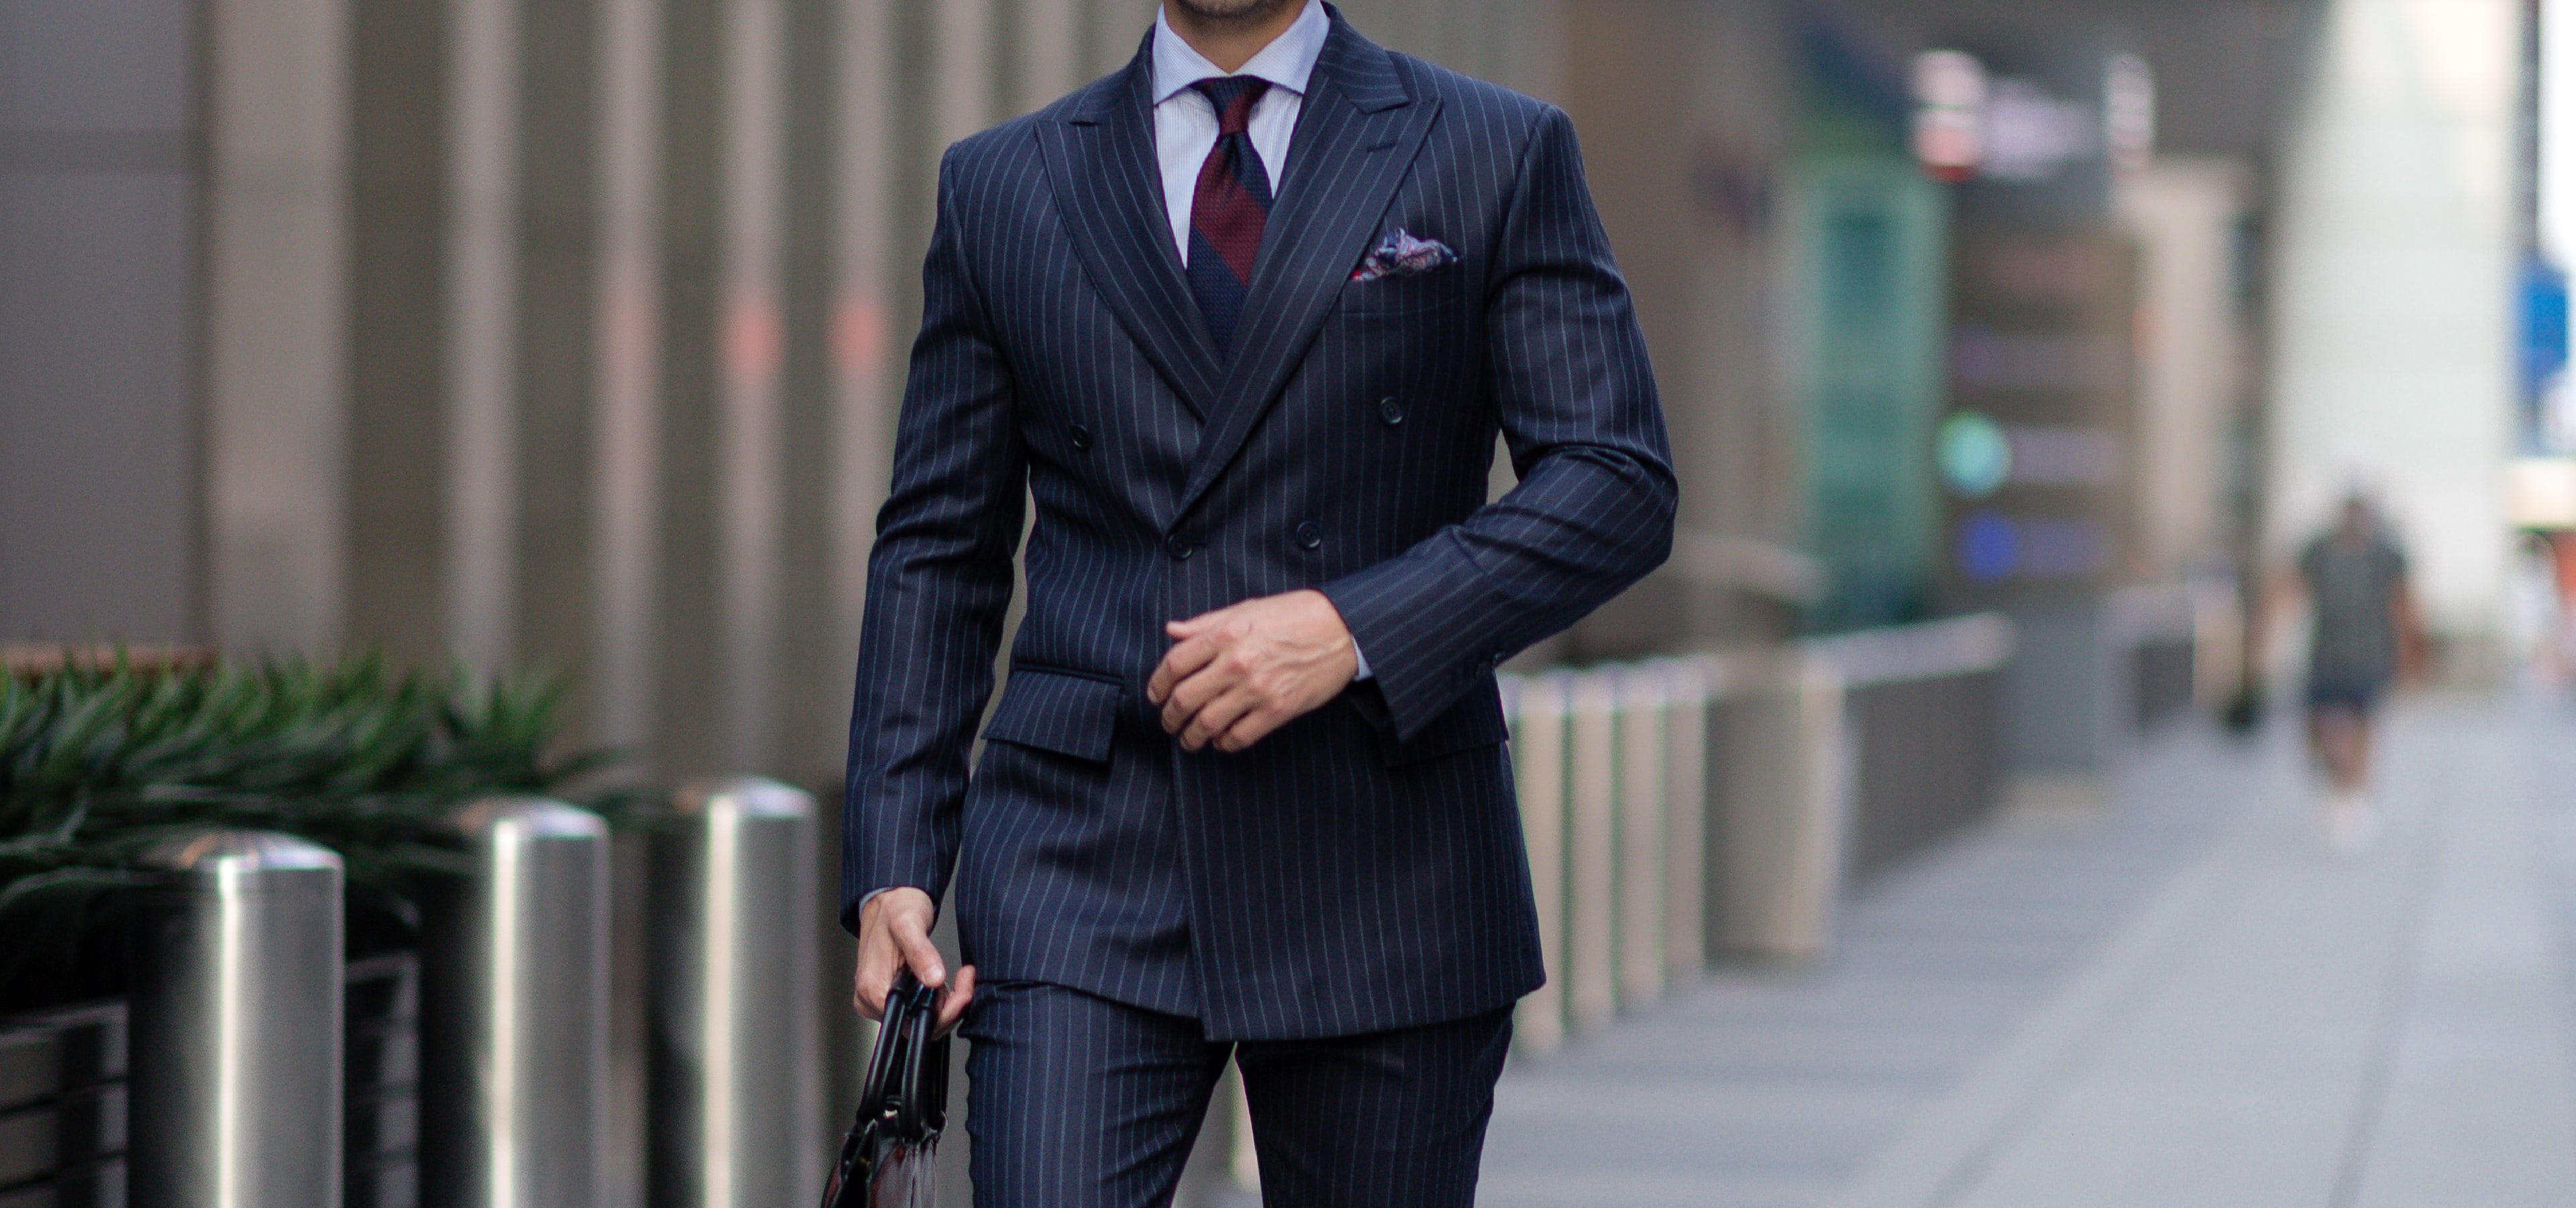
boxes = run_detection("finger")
[936,965,977,1037]
[1181,684,1259,752]
[890,912,948,990]
[853,954,888,1020]
[1148,630,1227,706]
[1162,652,1244,735]
[1212,705,1279,753]
[1165,602,1239,640]
[855,925,906,1019]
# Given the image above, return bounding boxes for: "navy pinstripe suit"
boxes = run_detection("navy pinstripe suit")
[843,7,1672,1201]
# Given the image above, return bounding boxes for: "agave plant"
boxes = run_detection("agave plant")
[0,652,627,1015]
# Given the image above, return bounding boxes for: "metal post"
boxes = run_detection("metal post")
[650,776,822,1208]
[1662,658,1715,982]
[1615,665,1667,1009]
[1566,670,1619,1034]
[1505,674,1569,1055]
[421,797,611,1208]
[1712,655,1850,962]
[129,829,345,1208]
[1787,654,1854,954]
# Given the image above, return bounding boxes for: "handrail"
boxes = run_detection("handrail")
[1803,613,2016,688]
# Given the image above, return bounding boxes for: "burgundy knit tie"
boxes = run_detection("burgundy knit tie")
[1186,77,1274,357]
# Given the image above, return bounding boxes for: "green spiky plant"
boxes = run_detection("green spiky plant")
[0,652,628,1016]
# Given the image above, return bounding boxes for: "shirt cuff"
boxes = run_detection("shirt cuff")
[1352,640,1373,681]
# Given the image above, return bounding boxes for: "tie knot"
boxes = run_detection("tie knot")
[1195,77,1271,136]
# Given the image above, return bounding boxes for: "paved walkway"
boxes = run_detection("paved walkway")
[1478,696,2576,1207]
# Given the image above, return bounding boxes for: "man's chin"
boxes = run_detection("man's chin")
[1168,0,1301,23]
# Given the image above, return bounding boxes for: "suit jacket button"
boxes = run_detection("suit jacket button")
[1069,423,1092,450]
[1295,521,1324,550]
[1377,397,1405,425]
[1166,534,1196,561]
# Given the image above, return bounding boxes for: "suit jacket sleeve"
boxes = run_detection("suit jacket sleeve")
[840,148,1027,934]
[1320,106,1676,741]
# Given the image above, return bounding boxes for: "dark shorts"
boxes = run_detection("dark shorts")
[2306,677,2387,714]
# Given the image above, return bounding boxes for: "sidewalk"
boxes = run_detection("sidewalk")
[1477,697,2576,1207]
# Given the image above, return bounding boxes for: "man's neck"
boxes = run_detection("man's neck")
[1163,1,1305,73]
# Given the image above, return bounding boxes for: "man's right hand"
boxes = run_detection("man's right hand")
[853,887,975,1034]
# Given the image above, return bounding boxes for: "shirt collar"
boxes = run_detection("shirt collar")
[1150,0,1329,105]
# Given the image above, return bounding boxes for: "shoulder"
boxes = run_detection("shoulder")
[1387,51,1556,143]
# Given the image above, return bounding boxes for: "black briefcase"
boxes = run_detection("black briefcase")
[821,969,951,1208]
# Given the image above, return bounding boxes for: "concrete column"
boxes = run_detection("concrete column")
[207,0,351,654]
[0,0,202,645]
[447,0,523,672]
[833,0,895,687]
[1085,0,1155,80]
[514,0,603,717]
[2270,0,2516,638]
[2118,159,2249,579]
[716,0,788,770]
[595,0,665,753]
[938,0,996,148]
[1021,0,1083,113]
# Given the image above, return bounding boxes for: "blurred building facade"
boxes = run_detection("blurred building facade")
[3,0,2540,785]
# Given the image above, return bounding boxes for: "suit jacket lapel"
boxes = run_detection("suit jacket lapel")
[1038,44,1221,420]
[1171,17,1437,525]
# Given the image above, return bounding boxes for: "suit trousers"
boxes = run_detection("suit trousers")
[959,980,1513,1207]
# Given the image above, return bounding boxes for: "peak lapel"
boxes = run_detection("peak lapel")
[1038,48,1221,419]
[1170,19,1436,525]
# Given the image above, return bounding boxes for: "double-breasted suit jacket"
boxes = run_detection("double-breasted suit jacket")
[843,7,1675,1042]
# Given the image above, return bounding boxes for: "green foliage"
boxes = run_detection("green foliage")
[0,652,626,1015]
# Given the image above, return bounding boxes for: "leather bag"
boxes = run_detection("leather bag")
[821,969,951,1208]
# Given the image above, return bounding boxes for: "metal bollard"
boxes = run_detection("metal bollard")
[1661,658,1715,982]
[650,776,823,1208]
[1565,672,1619,1034]
[1505,674,1570,1056]
[421,797,612,1208]
[1615,666,1668,1009]
[129,829,346,1208]
[1711,654,1849,961]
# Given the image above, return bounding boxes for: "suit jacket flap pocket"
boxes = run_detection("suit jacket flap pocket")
[983,668,1121,763]
[1371,679,1509,767]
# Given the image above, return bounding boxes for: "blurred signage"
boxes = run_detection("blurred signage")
[1911,42,2153,224]
[2523,254,2570,452]
[1911,50,1986,183]
[1788,160,1952,630]
[1939,230,2142,599]
[2508,458,2576,530]
[1937,411,2010,497]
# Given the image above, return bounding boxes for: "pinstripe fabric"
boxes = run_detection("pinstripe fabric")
[842,5,1675,1041]
[962,981,1512,1208]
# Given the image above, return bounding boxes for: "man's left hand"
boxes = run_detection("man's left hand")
[1148,589,1358,753]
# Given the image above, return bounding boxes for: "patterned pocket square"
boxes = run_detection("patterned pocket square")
[1350,229,1456,282]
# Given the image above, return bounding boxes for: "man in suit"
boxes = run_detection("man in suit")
[843,1,1673,1202]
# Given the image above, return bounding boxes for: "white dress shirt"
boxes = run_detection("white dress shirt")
[1150,1,1371,681]
[1150,0,1328,267]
